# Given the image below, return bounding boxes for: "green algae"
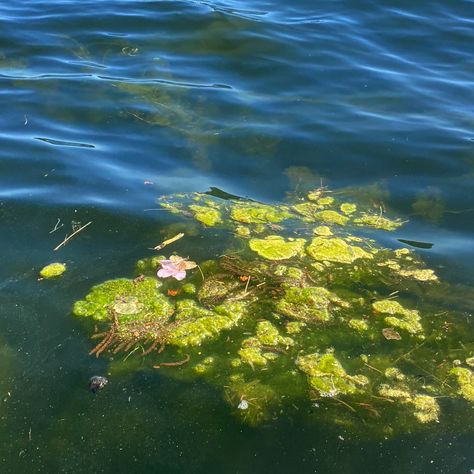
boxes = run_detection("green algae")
[348,318,369,332]
[231,202,291,225]
[276,286,347,323]
[307,236,372,264]
[353,213,403,231]
[340,203,357,215]
[450,367,474,403]
[73,277,170,322]
[313,225,333,236]
[296,352,368,397]
[70,185,474,438]
[372,299,423,335]
[189,204,222,226]
[249,235,305,260]
[313,210,349,226]
[39,262,66,279]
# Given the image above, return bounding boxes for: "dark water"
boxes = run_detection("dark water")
[1,1,474,472]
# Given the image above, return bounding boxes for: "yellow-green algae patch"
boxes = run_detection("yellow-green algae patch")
[307,236,372,264]
[73,277,171,322]
[249,235,305,260]
[354,213,403,231]
[239,321,294,367]
[378,384,440,423]
[340,203,357,215]
[450,367,474,403]
[276,286,347,323]
[230,202,291,225]
[313,210,349,226]
[372,299,423,335]
[313,225,333,236]
[189,205,222,226]
[169,300,245,347]
[40,262,66,279]
[296,352,368,397]
[317,196,334,206]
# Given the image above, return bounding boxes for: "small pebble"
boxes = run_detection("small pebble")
[89,376,108,393]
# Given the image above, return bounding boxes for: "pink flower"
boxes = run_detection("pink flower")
[157,255,197,281]
[157,260,186,281]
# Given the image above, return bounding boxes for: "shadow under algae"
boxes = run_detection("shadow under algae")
[72,186,474,437]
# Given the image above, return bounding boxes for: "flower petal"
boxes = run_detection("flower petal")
[173,270,187,281]
[157,268,175,278]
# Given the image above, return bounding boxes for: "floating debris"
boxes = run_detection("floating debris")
[39,262,66,279]
[88,375,108,393]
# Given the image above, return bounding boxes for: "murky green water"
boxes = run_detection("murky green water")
[1,1,473,472]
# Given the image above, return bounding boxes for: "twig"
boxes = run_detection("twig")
[364,362,384,375]
[333,397,356,412]
[154,354,190,368]
[153,232,184,251]
[49,218,63,234]
[197,265,205,281]
[54,221,92,251]
[393,340,427,365]
[244,275,251,294]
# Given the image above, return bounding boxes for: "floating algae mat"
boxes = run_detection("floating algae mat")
[73,188,474,437]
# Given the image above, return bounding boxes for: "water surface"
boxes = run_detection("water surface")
[1,0,474,472]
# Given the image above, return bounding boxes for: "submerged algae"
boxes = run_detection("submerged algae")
[372,299,423,335]
[296,352,368,397]
[71,185,474,437]
[276,286,347,323]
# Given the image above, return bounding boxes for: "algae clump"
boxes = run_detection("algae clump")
[307,236,372,264]
[296,352,368,397]
[276,286,346,323]
[40,262,66,279]
[450,367,474,403]
[354,213,402,231]
[189,205,222,226]
[249,235,305,260]
[372,300,423,335]
[231,203,291,225]
[313,210,349,226]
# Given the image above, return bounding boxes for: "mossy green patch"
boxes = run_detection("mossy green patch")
[73,277,171,322]
[231,203,291,225]
[372,300,423,335]
[39,262,66,279]
[296,352,368,397]
[450,367,474,403]
[276,286,346,323]
[249,235,305,260]
[313,210,349,226]
[189,205,222,226]
[313,225,333,236]
[354,213,402,231]
[340,203,357,215]
[307,236,372,264]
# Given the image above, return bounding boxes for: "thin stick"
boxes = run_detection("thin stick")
[54,221,92,251]
[154,354,190,368]
[49,218,63,234]
[244,275,251,294]
[197,265,205,281]
[333,397,356,413]
[153,232,184,251]
[393,340,427,365]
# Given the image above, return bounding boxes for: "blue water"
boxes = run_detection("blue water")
[1,1,474,472]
